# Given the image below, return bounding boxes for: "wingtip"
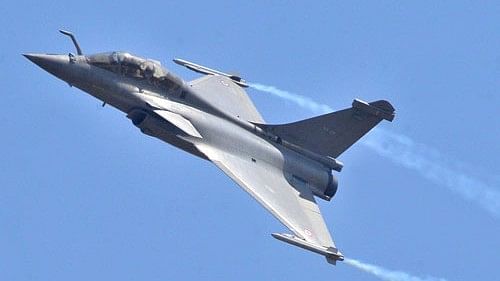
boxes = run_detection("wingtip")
[326,247,344,265]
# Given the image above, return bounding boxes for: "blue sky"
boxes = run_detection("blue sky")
[1,1,499,280]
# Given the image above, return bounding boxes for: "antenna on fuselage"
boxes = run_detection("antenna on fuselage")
[59,29,83,55]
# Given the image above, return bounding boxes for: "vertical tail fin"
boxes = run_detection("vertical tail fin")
[256,99,395,158]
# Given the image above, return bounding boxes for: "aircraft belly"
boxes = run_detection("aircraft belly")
[181,108,330,186]
[190,112,284,168]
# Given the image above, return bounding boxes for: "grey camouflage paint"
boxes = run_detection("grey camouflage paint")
[24,31,395,265]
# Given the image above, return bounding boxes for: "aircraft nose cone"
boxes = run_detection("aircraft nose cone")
[23,53,45,64]
[23,53,67,70]
[23,53,74,82]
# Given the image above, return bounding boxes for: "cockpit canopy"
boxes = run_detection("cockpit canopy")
[87,52,184,97]
[87,52,169,79]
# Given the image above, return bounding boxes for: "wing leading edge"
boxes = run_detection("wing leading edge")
[196,144,344,264]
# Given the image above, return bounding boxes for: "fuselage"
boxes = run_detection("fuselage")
[24,51,337,201]
[24,40,396,263]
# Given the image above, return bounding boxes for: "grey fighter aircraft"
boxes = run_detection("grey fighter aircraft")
[24,30,395,265]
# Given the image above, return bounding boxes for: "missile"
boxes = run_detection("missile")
[173,58,248,88]
[272,233,344,264]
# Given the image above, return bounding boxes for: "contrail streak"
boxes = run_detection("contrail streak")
[248,82,500,218]
[343,258,447,281]
[249,83,333,114]
[361,128,500,218]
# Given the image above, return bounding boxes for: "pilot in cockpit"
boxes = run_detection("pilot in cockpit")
[87,52,183,96]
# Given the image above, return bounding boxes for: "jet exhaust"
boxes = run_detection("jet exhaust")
[248,82,500,219]
[343,258,448,281]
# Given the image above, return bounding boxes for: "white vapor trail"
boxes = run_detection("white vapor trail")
[344,258,447,281]
[248,82,500,218]
[249,83,333,114]
[361,128,500,218]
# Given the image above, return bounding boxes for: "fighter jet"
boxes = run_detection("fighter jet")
[24,30,395,265]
